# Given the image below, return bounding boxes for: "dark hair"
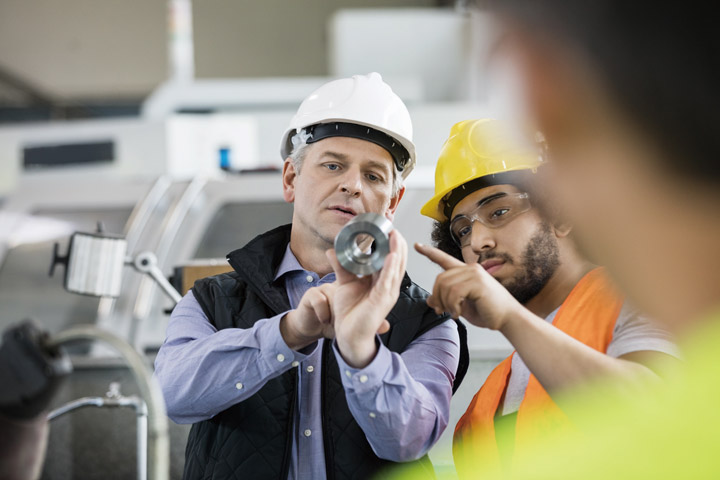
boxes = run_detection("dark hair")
[431,220,464,261]
[479,0,720,184]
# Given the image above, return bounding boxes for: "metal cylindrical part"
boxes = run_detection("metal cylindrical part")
[334,213,393,276]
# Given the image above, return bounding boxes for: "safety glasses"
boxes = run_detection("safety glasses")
[449,192,531,247]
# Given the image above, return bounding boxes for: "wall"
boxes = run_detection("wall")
[0,0,438,101]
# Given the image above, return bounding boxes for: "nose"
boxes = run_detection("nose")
[469,221,496,254]
[340,168,363,197]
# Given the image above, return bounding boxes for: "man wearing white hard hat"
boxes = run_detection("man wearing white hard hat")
[154,73,469,479]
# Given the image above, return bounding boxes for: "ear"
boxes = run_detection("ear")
[282,159,297,203]
[385,186,405,222]
[553,222,573,238]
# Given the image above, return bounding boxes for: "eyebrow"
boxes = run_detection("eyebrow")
[319,151,348,162]
[477,192,508,207]
[364,159,392,176]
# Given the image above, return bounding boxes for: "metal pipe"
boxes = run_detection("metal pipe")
[47,387,149,480]
[47,396,104,420]
[167,0,195,83]
[136,401,148,480]
[47,326,168,480]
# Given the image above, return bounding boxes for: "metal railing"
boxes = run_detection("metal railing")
[46,325,168,480]
[48,382,148,480]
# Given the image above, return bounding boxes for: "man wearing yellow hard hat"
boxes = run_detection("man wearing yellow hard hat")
[414,119,678,477]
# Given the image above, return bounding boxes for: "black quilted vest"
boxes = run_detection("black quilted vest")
[184,224,468,480]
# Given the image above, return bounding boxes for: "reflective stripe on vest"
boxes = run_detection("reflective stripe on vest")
[453,267,623,478]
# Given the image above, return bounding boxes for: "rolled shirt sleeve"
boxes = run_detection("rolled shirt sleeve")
[606,302,681,359]
[332,319,460,462]
[153,290,313,424]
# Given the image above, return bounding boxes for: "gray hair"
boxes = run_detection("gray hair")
[289,135,404,197]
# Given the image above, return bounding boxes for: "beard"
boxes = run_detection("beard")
[480,222,560,305]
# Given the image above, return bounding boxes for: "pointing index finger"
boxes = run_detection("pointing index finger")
[414,242,465,271]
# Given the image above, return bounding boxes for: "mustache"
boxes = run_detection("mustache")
[477,251,514,265]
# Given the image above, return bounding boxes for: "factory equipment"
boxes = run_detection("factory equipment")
[48,382,149,480]
[49,229,182,305]
[0,321,168,480]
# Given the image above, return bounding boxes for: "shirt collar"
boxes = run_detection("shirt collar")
[273,243,337,284]
[274,243,305,281]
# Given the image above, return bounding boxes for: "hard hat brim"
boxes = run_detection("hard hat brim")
[280,118,416,179]
[421,168,537,222]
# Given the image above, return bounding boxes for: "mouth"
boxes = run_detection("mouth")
[329,205,358,218]
[480,259,505,275]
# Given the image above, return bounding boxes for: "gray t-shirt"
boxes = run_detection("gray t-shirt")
[500,302,679,415]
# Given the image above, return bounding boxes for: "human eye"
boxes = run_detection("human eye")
[451,219,472,239]
[489,207,511,219]
[457,225,472,238]
[366,172,384,183]
[324,163,340,171]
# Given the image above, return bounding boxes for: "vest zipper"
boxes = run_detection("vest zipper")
[321,340,336,480]
[281,352,299,478]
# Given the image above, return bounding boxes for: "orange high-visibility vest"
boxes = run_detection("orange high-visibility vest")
[453,268,623,477]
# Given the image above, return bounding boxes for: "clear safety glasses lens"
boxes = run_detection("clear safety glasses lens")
[449,193,531,247]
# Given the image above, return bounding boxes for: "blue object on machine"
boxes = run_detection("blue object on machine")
[218,147,231,171]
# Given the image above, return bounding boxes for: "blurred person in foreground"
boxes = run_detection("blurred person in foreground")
[154,73,468,479]
[420,1,720,478]
[413,118,677,478]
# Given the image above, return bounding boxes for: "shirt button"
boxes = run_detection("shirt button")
[304,429,312,437]
[291,361,299,367]
[369,412,376,418]
[306,275,313,283]
[306,365,314,373]
[235,382,243,390]
[276,353,285,362]
[345,370,352,378]
[359,375,368,383]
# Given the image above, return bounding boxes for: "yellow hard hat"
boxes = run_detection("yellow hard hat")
[420,119,544,222]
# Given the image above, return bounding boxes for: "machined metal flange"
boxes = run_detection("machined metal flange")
[334,213,393,276]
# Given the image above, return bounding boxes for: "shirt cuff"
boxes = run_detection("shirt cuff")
[256,312,312,373]
[332,337,390,394]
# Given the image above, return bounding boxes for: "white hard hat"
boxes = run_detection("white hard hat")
[280,72,416,179]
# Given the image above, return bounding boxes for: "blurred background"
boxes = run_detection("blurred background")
[0,1,516,478]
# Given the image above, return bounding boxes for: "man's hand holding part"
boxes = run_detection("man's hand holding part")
[280,283,337,350]
[328,229,408,368]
